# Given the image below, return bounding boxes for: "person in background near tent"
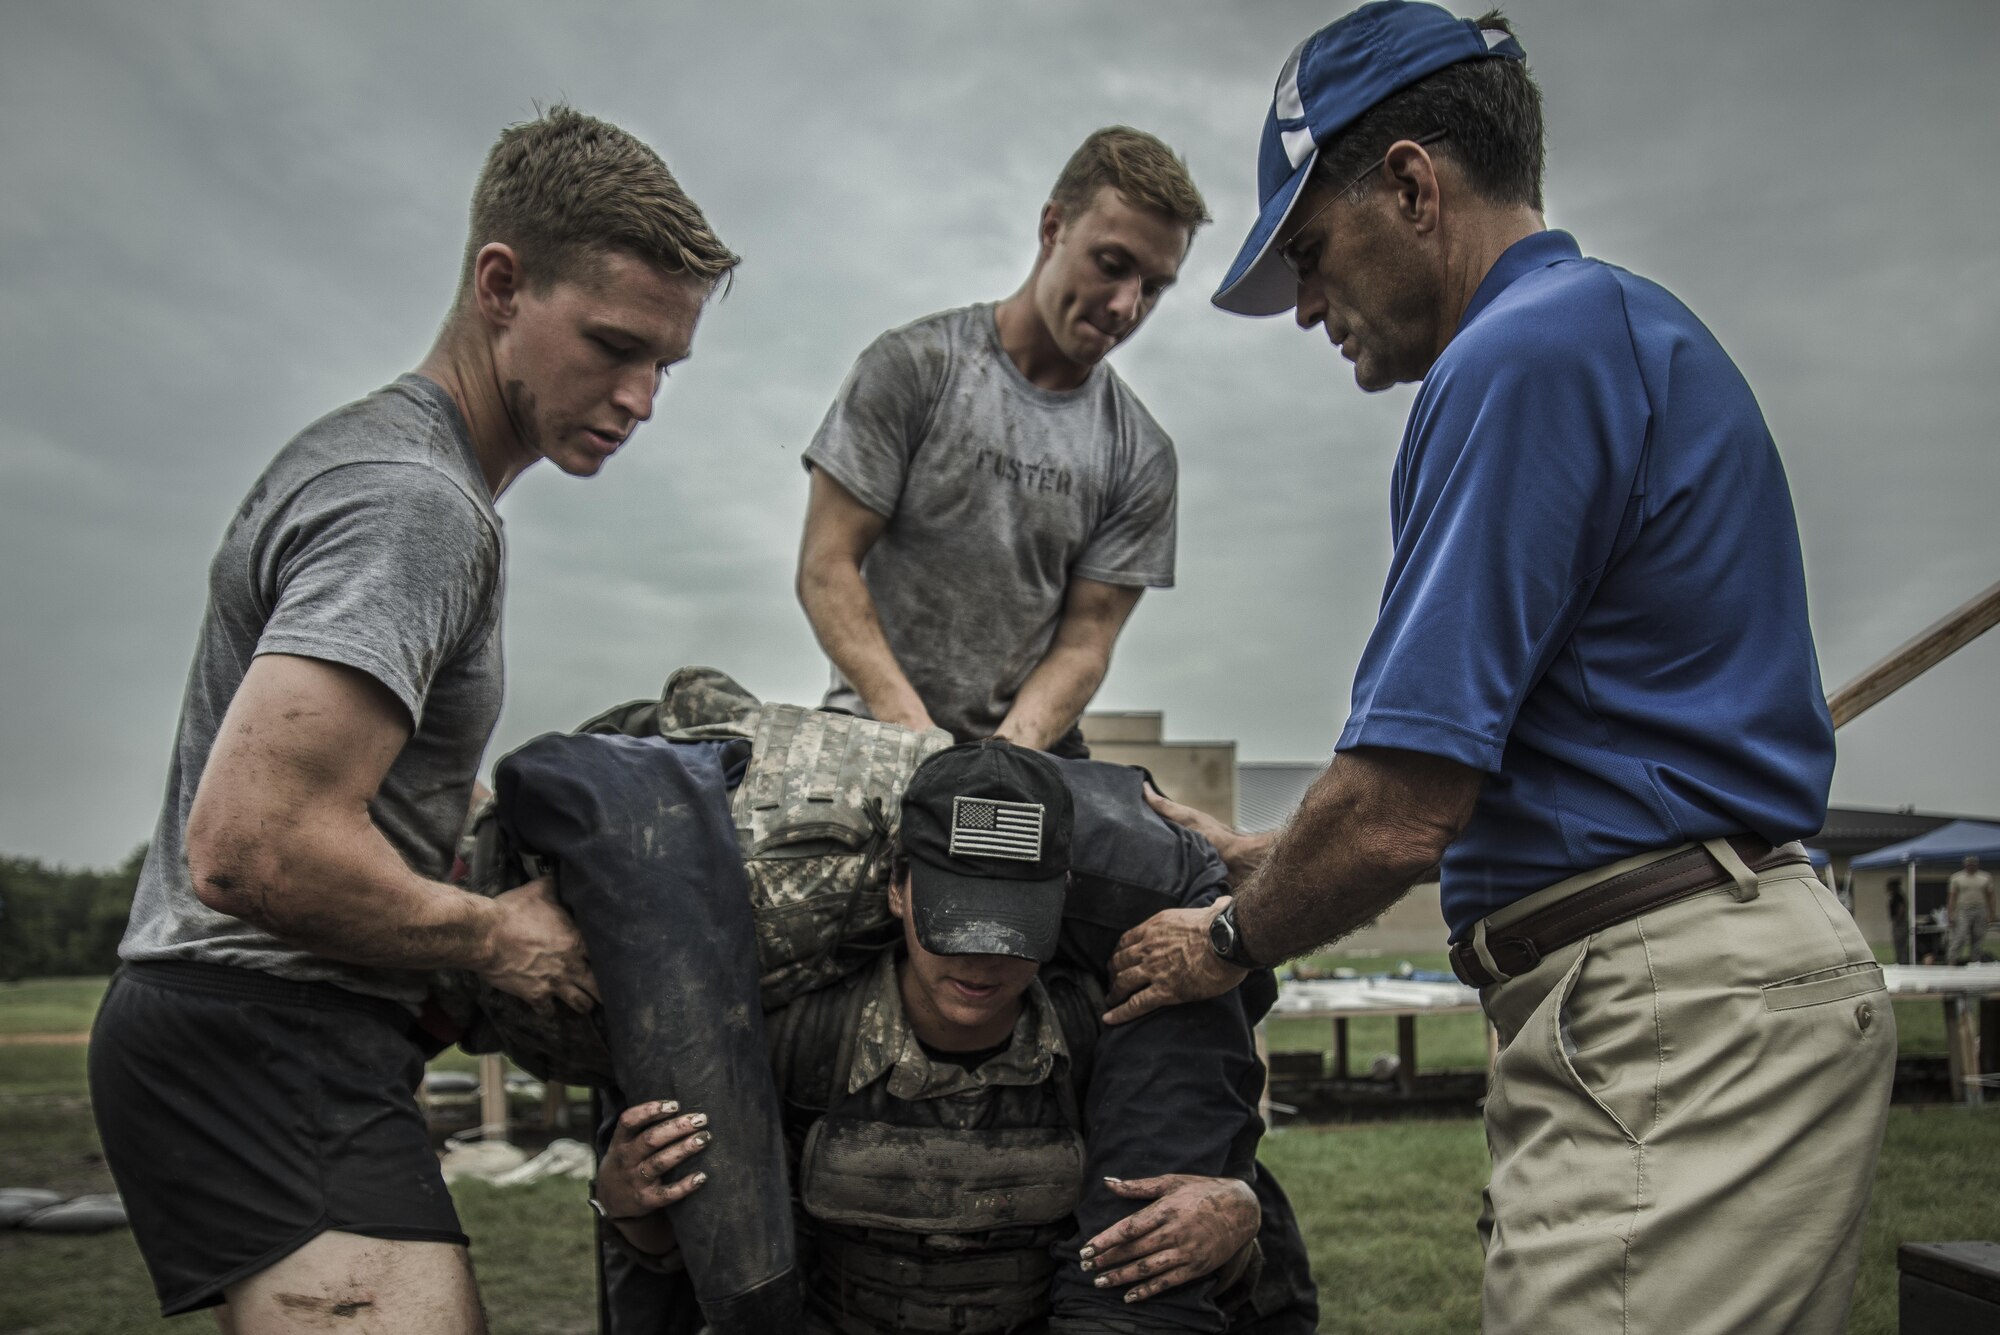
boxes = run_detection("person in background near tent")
[796,128,1207,758]
[1888,878,1910,965]
[88,108,739,1332]
[1946,855,1995,964]
[1106,5,1896,1332]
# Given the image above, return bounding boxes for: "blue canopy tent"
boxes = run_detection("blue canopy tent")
[1851,820,2000,870]
[1851,820,2000,963]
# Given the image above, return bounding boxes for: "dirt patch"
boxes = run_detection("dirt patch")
[276,1292,378,1322]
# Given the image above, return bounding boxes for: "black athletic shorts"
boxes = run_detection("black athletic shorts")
[88,960,468,1316]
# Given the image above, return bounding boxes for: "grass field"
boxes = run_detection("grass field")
[0,978,112,1038]
[3,975,1995,1333]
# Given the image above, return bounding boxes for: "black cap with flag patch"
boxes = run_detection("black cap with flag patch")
[900,739,1073,961]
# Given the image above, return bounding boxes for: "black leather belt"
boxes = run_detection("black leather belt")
[1449,837,1811,989]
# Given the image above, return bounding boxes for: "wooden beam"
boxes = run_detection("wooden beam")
[1826,579,2000,729]
[479,1053,509,1143]
[542,1080,569,1132]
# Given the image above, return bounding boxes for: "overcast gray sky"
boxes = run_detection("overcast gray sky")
[3,0,1995,867]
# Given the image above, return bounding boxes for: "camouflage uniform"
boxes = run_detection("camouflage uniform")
[600,953,1310,1335]
[448,668,1314,1335]
[763,951,1142,1335]
[436,667,950,1083]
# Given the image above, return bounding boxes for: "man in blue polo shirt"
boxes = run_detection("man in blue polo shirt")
[1104,5,1896,1330]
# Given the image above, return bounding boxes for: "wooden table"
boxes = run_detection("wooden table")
[1268,963,2000,1105]
[1883,963,2000,1106]
[1268,976,1490,1100]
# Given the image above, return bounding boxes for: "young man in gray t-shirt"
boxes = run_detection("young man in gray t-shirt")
[90,107,740,1331]
[797,128,1208,754]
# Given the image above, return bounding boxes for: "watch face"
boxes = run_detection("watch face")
[1209,908,1234,955]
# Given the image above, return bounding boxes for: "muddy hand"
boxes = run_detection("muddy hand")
[478,875,599,1014]
[596,1099,713,1224]
[1078,1174,1260,1302]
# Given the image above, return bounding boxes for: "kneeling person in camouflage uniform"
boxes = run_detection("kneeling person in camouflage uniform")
[594,740,1271,1334]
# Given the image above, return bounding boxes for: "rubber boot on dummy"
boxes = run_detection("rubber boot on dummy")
[496,732,801,1335]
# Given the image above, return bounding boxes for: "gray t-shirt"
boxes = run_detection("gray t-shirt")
[120,374,505,1004]
[1950,869,1995,909]
[803,303,1177,740]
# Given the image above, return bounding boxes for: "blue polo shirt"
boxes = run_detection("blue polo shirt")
[1335,230,1835,940]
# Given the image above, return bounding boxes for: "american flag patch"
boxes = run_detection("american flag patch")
[949,796,1045,862]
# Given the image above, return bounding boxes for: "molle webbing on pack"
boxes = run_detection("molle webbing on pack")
[733,704,944,856]
[713,702,950,1006]
[799,1122,1086,1233]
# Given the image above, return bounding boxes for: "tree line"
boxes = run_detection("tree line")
[0,849,144,980]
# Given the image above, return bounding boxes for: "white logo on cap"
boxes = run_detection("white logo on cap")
[1273,35,1316,168]
[949,796,1044,863]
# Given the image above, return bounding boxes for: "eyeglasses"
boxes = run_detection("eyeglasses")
[1279,129,1450,284]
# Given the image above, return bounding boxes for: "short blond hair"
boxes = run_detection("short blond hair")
[1050,126,1210,231]
[458,104,739,300]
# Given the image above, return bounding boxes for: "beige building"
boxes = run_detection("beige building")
[1079,711,1236,828]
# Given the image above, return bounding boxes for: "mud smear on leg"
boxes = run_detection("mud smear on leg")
[274,1292,377,1323]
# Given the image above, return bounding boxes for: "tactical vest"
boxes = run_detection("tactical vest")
[438,667,953,1085]
[767,958,1105,1335]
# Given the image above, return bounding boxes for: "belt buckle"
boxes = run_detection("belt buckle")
[1462,920,1546,988]
[1449,944,1484,988]
[1496,935,1541,976]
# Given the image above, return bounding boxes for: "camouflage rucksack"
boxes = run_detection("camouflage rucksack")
[436,667,952,1085]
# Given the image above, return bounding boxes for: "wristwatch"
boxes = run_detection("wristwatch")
[1208,901,1261,969]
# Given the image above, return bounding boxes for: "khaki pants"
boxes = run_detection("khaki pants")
[1476,843,1896,1334]
[1948,904,1990,964]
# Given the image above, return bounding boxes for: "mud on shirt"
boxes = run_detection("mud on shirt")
[803,303,1177,741]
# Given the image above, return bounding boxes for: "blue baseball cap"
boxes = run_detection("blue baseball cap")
[1212,2,1525,316]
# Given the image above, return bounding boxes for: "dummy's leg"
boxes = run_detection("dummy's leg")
[496,733,800,1335]
[1225,1169,1320,1335]
[1049,989,1270,1334]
